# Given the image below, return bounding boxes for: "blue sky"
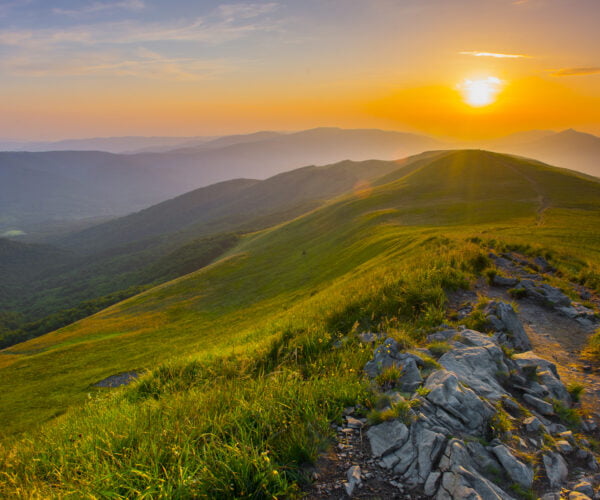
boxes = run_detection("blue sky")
[1,0,599,139]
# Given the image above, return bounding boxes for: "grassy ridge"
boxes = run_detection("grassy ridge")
[1,150,600,496]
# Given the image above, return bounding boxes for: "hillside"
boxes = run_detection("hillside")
[1,150,600,498]
[494,129,600,178]
[1,150,599,428]
[0,158,405,329]
[0,128,441,237]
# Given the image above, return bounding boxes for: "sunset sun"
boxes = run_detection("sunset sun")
[460,76,503,107]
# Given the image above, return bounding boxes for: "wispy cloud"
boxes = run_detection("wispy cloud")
[551,67,600,77]
[53,0,145,17]
[0,2,282,80]
[459,51,529,59]
[0,3,281,49]
[1,48,231,81]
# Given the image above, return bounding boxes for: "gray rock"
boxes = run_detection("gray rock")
[428,329,458,343]
[346,416,363,429]
[540,494,562,500]
[523,416,543,433]
[543,452,568,488]
[534,256,554,272]
[492,444,533,489]
[572,480,594,498]
[424,370,494,436]
[366,420,409,457]
[492,275,519,287]
[517,280,572,308]
[436,439,516,500]
[484,301,531,351]
[438,329,509,401]
[466,441,502,474]
[523,393,554,415]
[398,356,423,392]
[364,338,424,390]
[568,492,592,500]
[424,471,441,496]
[558,430,575,444]
[514,352,571,404]
[344,465,361,496]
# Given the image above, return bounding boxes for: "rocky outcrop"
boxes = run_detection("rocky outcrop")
[364,337,424,391]
[361,320,600,499]
[484,301,532,352]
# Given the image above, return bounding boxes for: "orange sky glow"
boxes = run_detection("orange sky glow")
[1,0,599,141]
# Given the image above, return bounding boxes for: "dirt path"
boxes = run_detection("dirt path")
[473,253,600,416]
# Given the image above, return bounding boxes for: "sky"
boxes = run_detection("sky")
[1,0,599,141]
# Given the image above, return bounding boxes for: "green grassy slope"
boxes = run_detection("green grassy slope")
[1,150,600,497]
[1,150,599,436]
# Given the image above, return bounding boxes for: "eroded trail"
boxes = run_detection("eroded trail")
[478,251,600,415]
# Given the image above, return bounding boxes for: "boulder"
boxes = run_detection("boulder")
[484,301,532,351]
[423,370,494,436]
[515,280,571,308]
[523,393,554,415]
[344,465,361,496]
[492,275,519,287]
[514,352,571,404]
[523,416,544,433]
[436,439,516,500]
[492,444,533,489]
[572,481,594,498]
[438,329,510,401]
[366,419,409,457]
[543,452,568,489]
[364,338,424,391]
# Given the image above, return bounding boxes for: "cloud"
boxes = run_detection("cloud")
[1,48,231,81]
[53,0,145,17]
[551,67,600,77]
[459,51,528,59]
[0,3,282,49]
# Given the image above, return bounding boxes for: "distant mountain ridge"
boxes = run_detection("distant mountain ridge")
[0,128,442,236]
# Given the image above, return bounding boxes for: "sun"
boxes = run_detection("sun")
[459,76,503,107]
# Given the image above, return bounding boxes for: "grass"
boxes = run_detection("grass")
[567,382,585,403]
[1,150,600,496]
[427,341,452,358]
[374,365,403,390]
[552,399,582,429]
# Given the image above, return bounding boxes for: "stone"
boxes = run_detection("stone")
[398,356,423,392]
[484,301,532,352]
[523,393,554,415]
[558,431,575,444]
[438,329,509,401]
[345,416,363,429]
[572,480,594,498]
[424,471,441,496]
[534,256,554,272]
[568,492,592,500]
[543,452,568,488]
[363,338,424,391]
[492,275,519,287]
[492,444,533,489]
[523,416,543,433]
[540,494,562,500]
[423,370,494,436]
[366,420,409,457]
[556,439,573,454]
[427,329,458,343]
[436,439,516,500]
